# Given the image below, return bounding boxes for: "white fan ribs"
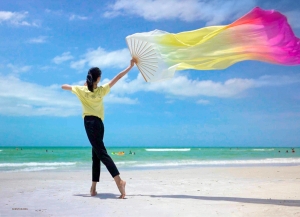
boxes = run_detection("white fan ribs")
[126,37,159,82]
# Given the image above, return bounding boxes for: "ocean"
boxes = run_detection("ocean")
[0,147,299,172]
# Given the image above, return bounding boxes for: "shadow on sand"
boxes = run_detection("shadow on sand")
[128,194,300,207]
[73,193,123,199]
[74,193,299,206]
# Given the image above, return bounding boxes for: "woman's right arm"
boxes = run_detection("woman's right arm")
[109,58,136,88]
[61,84,72,91]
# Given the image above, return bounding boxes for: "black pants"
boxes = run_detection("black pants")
[84,116,120,182]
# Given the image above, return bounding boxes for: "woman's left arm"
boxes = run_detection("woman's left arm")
[109,59,136,88]
[61,84,72,91]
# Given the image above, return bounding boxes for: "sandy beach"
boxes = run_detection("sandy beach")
[1,166,300,217]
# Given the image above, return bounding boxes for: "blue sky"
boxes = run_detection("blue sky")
[0,0,299,147]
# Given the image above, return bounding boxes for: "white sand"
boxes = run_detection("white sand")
[1,166,300,217]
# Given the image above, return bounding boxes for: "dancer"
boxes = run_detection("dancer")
[62,58,136,199]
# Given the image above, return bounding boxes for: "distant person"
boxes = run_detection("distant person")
[286,150,288,153]
[62,58,136,199]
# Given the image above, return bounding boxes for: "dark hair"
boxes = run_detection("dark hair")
[86,67,101,92]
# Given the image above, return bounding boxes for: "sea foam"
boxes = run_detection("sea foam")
[13,167,58,172]
[0,162,76,167]
[135,158,300,168]
[145,148,190,152]
[253,149,274,151]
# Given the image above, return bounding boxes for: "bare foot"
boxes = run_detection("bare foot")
[117,180,126,199]
[90,187,97,196]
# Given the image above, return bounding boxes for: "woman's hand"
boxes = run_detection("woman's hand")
[130,58,137,68]
[61,84,72,91]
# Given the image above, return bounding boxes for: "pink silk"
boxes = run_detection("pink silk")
[126,7,300,82]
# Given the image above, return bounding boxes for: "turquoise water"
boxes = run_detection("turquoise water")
[0,147,299,172]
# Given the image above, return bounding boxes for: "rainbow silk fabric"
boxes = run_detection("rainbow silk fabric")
[126,7,300,82]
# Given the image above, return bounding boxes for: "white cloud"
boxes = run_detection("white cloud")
[7,64,31,74]
[53,52,74,64]
[105,94,138,104]
[45,9,88,22]
[108,73,300,99]
[45,9,64,17]
[254,75,300,87]
[0,74,80,116]
[28,36,48,44]
[104,0,256,25]
[0,73,138,116]
[0,11,38,26]
[108,73,254,98]
[1,70,299,117]
[196,99,210,105]
[70,47,131,70]
[165,99,175,104]
[69,14,88,21]
[39,65,57,71]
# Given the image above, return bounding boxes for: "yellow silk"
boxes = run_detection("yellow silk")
[126,7,300,82]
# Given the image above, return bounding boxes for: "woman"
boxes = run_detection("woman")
[62,58,136,199]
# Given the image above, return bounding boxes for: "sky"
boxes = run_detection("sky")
[0,0,300,147]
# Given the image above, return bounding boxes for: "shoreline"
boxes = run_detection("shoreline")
[1,165,300,216]
[1,161,300,173]
[1,157,300,173]
[1,146,298,173]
